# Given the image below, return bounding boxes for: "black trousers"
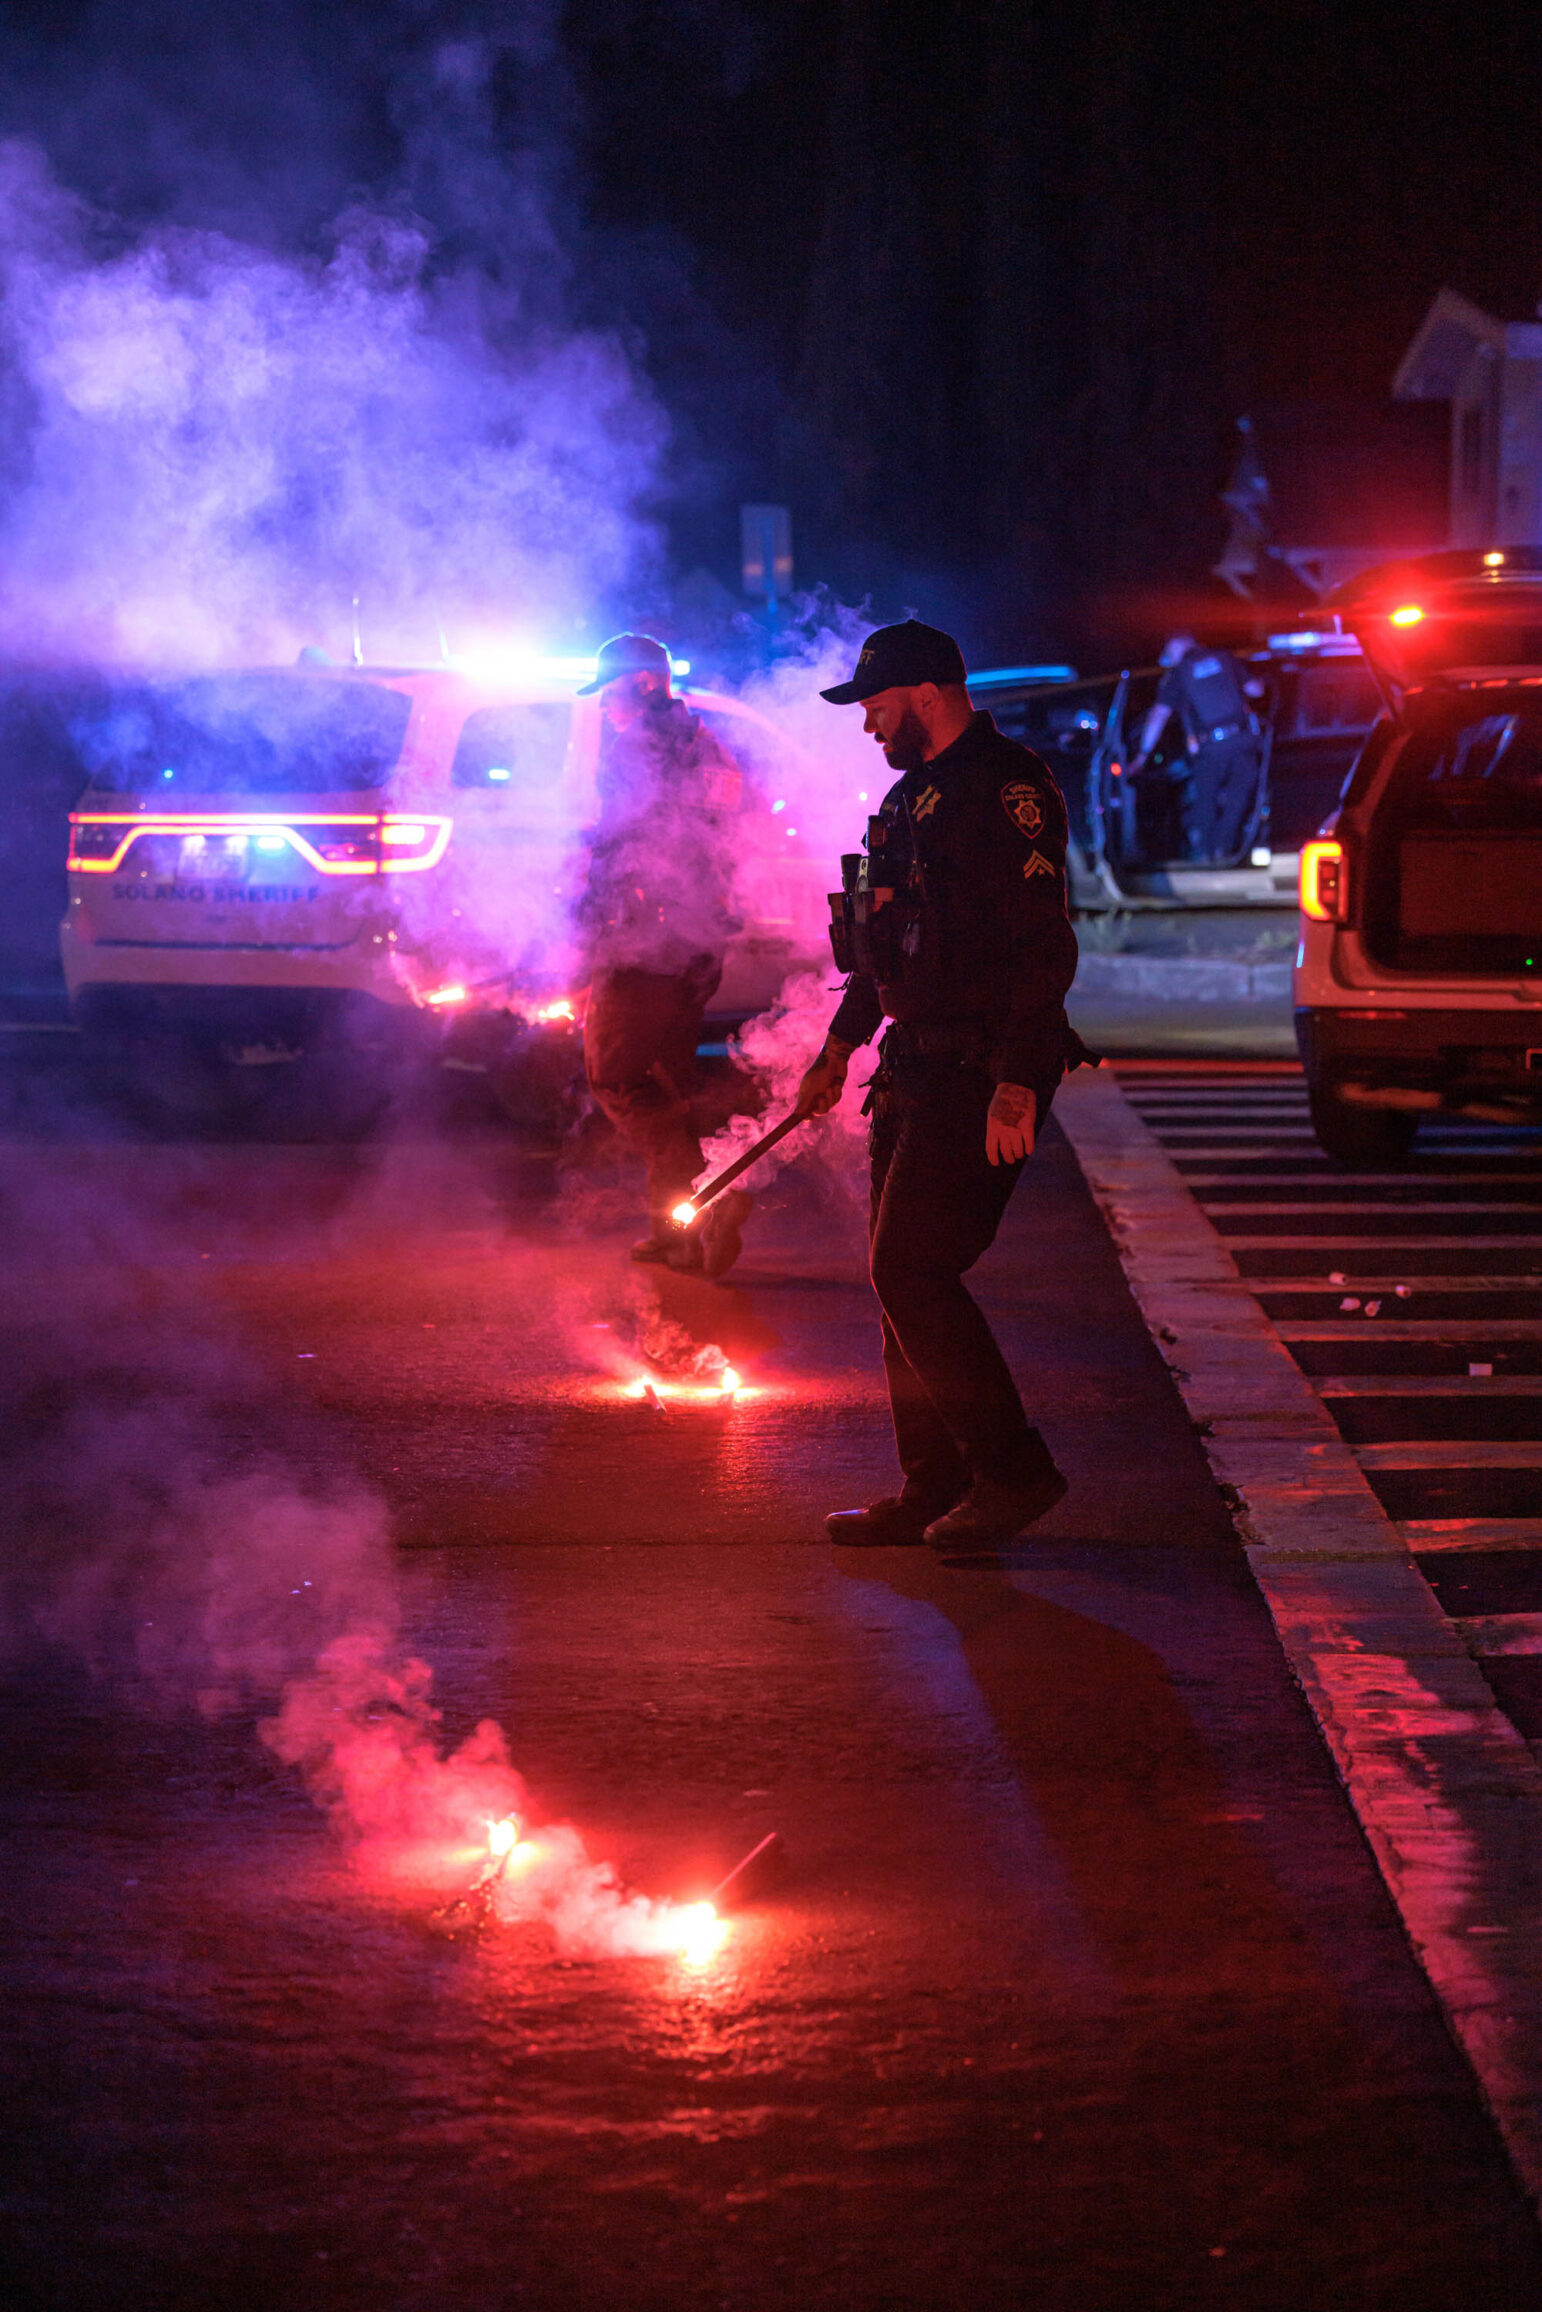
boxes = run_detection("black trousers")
[1186,734,1263,862]
[584,958,721,1234]
[868,1058,1061,1503]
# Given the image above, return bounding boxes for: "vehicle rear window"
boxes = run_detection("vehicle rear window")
[452,703,571,788]
[1288,661,1381,736]
[1364,705,1542,974]
[71,675,412,795]
[1392,709,1542,827]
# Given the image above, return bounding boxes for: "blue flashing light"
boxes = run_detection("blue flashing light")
[771,798,786,812]
[1266,631,1362,656]
[487,766,511,781]
[162,766,175,779]
[969,663,1078,687]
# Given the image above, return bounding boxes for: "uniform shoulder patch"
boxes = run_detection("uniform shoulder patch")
[1001,781,1044,838]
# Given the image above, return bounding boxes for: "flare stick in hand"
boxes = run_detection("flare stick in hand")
[671,1111,805,1228]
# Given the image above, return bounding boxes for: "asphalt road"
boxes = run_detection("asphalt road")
[3,1051,1541,2311]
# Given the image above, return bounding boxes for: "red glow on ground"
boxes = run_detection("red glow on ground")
[621,1373,755,1406]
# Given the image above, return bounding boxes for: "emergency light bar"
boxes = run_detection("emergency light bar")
[969,663,1078,687]
[1265,630,1364,655]
[67,811,452,876]
[447,652,690,682]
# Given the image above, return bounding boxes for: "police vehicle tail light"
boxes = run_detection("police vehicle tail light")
[67,811,451,877]
[1389,604,1425,628]
[1300,836,1348,922]
[377,814,451,873]
[315,833,376,866]
[67,821,123,866]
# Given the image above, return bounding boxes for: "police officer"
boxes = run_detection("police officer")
[1130,633,1265,863]
[575,633,745,1269]
[796,620,1089,1551]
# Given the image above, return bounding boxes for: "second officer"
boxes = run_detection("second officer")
[796,620,1091,1551]
[574,633,746,1269]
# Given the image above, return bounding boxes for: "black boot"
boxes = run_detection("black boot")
[825,1491,958,1547]
[923,1469,1067,1551]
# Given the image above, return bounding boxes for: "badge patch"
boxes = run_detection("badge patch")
[913,784,942,821]
[1022,850,1055,881]
[1001,782,1044,837]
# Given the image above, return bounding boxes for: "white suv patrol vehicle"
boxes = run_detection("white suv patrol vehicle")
[61,659,823,1117]
[1294,549,1542,1162]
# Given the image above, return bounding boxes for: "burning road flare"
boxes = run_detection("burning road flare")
[430,1814,527,1933]
[671,1109,806,1231]
[264,1630,752,1964]
[430,1813,736,1963]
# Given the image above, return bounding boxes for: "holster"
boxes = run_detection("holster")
[828,797,930,981]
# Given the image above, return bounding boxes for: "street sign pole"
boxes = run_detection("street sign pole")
[740,503,793,646]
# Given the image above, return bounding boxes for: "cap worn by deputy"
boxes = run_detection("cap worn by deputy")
[820,619,968,705]
[577,632,673,695]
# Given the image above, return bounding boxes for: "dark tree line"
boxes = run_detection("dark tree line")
[576,0,1542,662]
[3,0,1542,662]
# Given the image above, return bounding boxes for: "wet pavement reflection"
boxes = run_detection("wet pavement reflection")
[2,1083,1540,2308]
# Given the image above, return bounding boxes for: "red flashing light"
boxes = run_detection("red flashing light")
[1389,604,1425,628]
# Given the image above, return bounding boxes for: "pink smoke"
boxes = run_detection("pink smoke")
[0,139,665,668]
[262,1626,727,1960]
[689,967,867,1206]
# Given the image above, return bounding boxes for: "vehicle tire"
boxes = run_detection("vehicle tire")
[487,1022,585,1132]
[1306,1075,1418,1167]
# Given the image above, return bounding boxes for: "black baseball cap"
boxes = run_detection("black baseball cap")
[577,632,673,694]
[820,620,968,704]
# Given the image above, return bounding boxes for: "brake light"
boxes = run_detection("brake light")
[67,822,123,865]
[67,811,451,877]
[1389,604,1425,628]
[377,814,451,873]
[1300,836,1347,922]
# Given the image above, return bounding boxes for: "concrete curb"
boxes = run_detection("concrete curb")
[1056,1064,1542,2208]
[1071,953,1292,1004]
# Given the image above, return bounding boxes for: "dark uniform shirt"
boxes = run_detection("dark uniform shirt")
[829,710,1079,1088]
[576,698,741,975]
[1156,647,1251,750]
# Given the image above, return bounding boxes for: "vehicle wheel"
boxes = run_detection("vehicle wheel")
[487,1023,585,1132]
[1306,1076,1418,1167]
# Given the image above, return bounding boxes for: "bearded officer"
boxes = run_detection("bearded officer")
[796,620,1090,1551]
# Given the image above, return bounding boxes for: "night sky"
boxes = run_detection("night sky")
[4,0,1542,663]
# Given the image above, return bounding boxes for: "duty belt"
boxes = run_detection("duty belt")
[881,1019,994,1067]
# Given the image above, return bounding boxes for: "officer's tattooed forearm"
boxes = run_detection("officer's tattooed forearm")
[987,1082,1034,1123]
